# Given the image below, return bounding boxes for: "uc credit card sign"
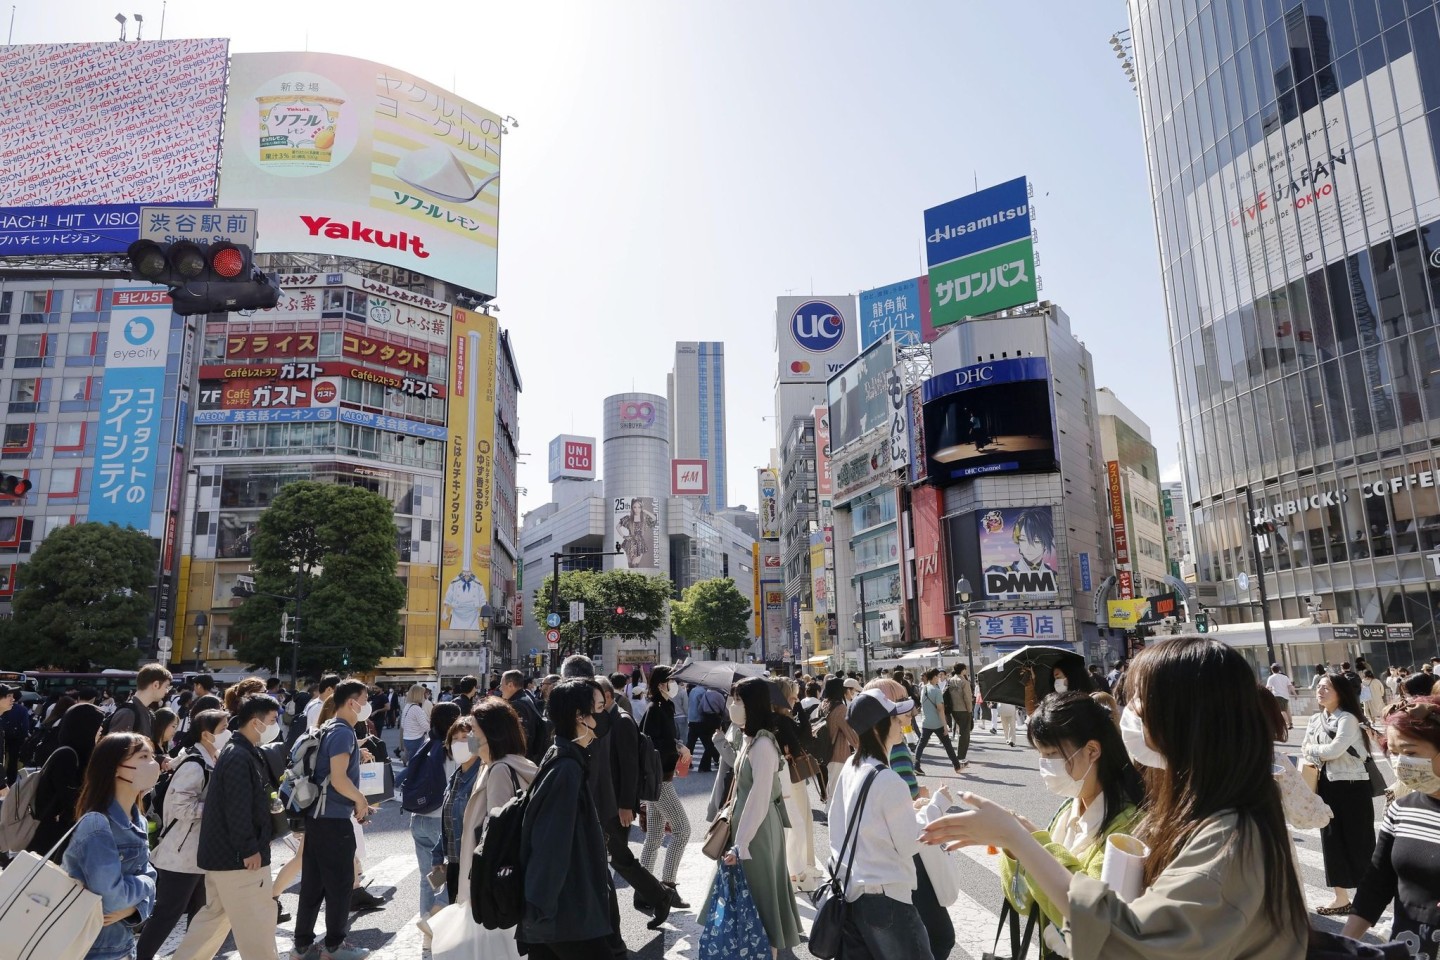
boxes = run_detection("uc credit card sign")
[89,287,171,531]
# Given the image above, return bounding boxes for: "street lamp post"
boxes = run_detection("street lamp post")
[193,611,208,672]
[856,576,869,678]
[1241,486,1279,668]
[955,576,976,681]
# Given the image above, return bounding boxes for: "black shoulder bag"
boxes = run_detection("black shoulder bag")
[982,898,1046,960]
[807,765,880,960]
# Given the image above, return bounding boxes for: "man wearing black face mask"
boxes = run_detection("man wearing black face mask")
[594,677,671,929]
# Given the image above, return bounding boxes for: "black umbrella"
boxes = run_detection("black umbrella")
[977,645,1086,708]
[670,659,767,693]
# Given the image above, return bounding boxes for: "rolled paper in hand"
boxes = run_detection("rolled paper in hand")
[1100,833,1151,903]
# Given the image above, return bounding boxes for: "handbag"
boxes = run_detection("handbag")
[430,901,521,960]
[785,747,820,784]
[807,766,880,960]
[702,755,740,861]
[0,820,103,960]
[358,760,396,801]
[675,745,692,779]
[698,860,772,960]
[981,898,1044,960]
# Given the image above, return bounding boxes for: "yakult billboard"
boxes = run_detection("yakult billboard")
[219,53,503,297]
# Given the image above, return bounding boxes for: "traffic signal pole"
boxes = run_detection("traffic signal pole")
[1243,486,1278,668]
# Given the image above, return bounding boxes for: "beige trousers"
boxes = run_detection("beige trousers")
[172,867,280,960]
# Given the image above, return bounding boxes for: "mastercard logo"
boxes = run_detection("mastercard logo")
[790,361,811,374]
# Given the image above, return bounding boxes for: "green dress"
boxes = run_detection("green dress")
[728,729,801,949]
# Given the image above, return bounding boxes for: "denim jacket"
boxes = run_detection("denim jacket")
[62,800,157,960]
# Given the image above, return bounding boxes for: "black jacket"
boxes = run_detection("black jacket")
[607,706,640,813]
[196,734,275,870]
[27,745,81,858]
[507,691,546,765]
[640,698,680,781]
[519,738,616,944]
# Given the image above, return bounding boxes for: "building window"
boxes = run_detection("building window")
[14,333,44,367]
[10,378,38,403]
[19,290,50,323]
[47,467,80,499]
[2,423,33,453]
[54,421,85,452]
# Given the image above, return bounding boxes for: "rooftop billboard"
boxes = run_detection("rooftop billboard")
[219,53,503,297]
[825,337,895,454]
[923,177,1037,327]
[920,356,1056,482]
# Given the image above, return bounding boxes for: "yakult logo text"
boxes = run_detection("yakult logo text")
[300,216,430,259]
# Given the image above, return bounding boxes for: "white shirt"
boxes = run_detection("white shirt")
[825,757,922,901]
[304,696,324,732]
[1265,673,1295,700]
[732,735,781,860]
[400,701,429,740]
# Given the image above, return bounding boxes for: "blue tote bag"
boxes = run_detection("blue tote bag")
[699,861,773,959]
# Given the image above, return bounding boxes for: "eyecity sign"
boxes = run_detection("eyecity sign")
[1250,470,1440,524]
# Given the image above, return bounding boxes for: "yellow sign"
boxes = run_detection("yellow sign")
[1107,598,1148,628]
[440,307,498,639]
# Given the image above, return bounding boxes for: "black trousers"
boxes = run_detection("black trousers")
[950,712,974,761]
[294,816,357,951]
[603,815,668,908]
[686,718,719,770]
[1317,773,1376,889]
[915,726,961,771]
[135,868,206,960]
[445,860,461,905]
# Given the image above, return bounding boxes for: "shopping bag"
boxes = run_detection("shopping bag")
[430,901,521,960]
[358,761,395,801]
[698,861,772,960]
[0,822,103,960]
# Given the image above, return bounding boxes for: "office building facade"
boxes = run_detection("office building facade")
[1130,0,1440,661]
[669,342,728,513]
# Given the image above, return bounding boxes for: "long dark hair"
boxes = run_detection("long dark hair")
[852,714,892,767]
[77,733,150,818]
[735,677,778,738]
[648,666,673,704]
[1127,637,1305,940]
[1257,686,1288,741]
[1026,692,1142,833]
[429,702,461,741]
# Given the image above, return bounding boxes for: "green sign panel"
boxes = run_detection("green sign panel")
[928,237,1037,327]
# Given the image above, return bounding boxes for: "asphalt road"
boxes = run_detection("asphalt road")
[168,716,1382,959]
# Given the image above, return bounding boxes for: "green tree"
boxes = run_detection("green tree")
[5,522,157,670]
[670,577,753,658]
[531,569,673,656]
[232,481,406,675]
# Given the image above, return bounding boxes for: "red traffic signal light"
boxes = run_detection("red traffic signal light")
[125,239,280,316]
[615,606,625,616]
[0,474,31,497]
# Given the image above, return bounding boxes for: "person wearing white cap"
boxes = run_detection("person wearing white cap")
[824,688,936,958]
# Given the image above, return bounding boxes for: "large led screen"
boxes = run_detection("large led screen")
[920,356,1056,483]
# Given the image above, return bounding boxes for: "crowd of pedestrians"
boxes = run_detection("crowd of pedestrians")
[14,642,1440,958]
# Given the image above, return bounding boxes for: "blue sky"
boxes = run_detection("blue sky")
[25,0,1175,512]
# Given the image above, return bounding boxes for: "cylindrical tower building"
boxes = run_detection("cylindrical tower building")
[1130,0,1440,658]
[603,393,672,579]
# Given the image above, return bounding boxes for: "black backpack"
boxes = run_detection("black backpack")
[18,722,59,767]
[101,700,142,736]
[470,763,531,930]
[634,710,664,803]
[809,705,835,764]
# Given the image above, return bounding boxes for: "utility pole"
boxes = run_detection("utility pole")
[857,576,869,678]
[1242,486,1278,668]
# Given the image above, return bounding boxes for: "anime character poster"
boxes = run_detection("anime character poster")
[614,496,658,570]
[978,506,1060,601]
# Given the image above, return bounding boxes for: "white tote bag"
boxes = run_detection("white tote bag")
[429,902,520,960]
[0,823,103,960]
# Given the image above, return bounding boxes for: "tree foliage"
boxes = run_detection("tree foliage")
[530,569,673,655]
[670,577,754,657]
[5,522,157,670]
[232,481,406,675]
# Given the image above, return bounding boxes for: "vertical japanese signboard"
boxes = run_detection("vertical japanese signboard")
[812,405,833,499]
[752,542,763,637]
[89,287,171,530]
[1107,460,1132,599]
[440,307,497,640]
[758,468,780,540]
[910,485,950,640]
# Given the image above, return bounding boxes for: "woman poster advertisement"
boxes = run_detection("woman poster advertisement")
[615,496,658,569]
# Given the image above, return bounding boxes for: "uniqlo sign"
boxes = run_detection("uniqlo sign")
[547,434,596,482]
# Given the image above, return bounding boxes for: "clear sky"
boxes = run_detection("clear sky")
[23,0,1177,513]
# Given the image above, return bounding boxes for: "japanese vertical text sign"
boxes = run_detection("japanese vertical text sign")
[90,287,171,531]
[440,307,498,638]
[923,177,1037,327]
[219,53,503,297]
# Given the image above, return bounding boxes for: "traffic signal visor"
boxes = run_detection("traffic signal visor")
[0,474,31,497]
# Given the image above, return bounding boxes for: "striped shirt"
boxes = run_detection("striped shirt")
[888,742,919,800]
[1353,790,1440,934]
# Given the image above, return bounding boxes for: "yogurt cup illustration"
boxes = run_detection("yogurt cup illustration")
[256,94,344,166]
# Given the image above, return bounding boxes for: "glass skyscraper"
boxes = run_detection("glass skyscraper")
[668,341,728,513]
[1131,0,1440,658]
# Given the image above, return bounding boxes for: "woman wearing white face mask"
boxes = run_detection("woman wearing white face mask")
[138,709,230,960]
[996,693,1143,957]
[923,636,1307,960]
[717,678,802,958]
[62,733,159,960]
[639,665,692,908]
[1343,696,1440,946]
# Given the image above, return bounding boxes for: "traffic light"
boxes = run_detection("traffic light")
[1195,611,1210,634]
[0,473,31,497]
[341,647,350,668]
[615,606,625,616]
[126,239,281,316]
